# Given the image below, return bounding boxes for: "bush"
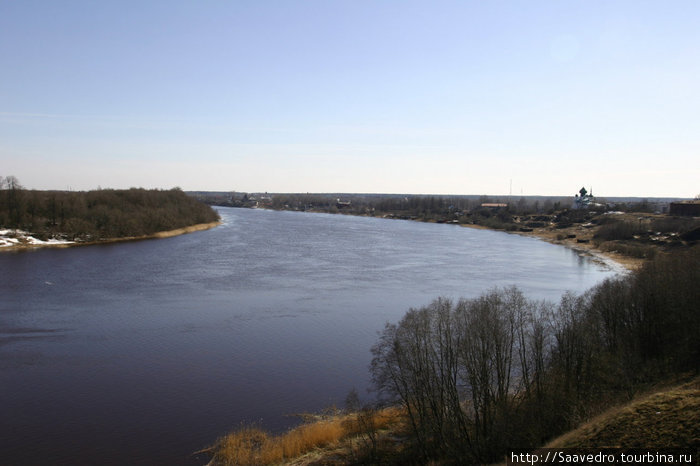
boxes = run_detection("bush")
[650,217,700,235]
[594,219,645,241]
[597,241,657,259]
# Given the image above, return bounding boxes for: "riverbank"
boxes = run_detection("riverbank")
[0,221,221,252]
[202,407,406,466]
[492,223,643,271]
[523,227,643,271]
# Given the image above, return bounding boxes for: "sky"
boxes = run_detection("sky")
[1,1,698,197]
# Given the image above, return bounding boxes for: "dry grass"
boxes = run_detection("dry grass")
[210,420,344,465]
[210,378,700,465]
[151,220,221,238]
[488,378,700,466]
[206,407,404,465]
[340,406,402,436]
[546,377,700,449]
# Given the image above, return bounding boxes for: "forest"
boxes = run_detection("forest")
[0,176,219,242]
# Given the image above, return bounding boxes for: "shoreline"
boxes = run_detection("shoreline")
[499,226,641,272]
[361,211,641,272]
[0,221,221,252]
[454,223,636,272]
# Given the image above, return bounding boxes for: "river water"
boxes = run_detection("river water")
[0,207,622,465]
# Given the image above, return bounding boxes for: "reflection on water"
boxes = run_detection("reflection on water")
[0,207,620,465]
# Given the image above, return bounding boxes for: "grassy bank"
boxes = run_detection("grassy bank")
[201,407,404,465]
[546,376,700,450]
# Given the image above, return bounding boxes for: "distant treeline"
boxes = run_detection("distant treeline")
[0,176,219,241]
[197,191,681,225]
[370,247,699,463]
[197,191,571,218]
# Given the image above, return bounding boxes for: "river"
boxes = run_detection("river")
[0,207,622,465]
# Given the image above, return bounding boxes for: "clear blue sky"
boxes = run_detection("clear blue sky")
[1,1,698,197]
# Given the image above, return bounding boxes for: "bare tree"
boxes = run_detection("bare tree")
[4,175,24,227]
[371,289,538,463]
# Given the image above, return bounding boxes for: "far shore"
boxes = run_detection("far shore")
[0,220,221,252]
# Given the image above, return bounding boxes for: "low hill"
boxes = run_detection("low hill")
[545,377,700,450]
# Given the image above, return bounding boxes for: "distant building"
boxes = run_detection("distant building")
[336,199,352,209]
[670,200,700,216]
[573,187,594,209]
[481,203,508,209]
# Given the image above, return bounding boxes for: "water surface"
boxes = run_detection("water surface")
[0,207,621,465]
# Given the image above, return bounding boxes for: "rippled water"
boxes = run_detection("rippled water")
[0,207,621,465]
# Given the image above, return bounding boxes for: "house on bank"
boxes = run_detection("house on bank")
[670,200,700,216]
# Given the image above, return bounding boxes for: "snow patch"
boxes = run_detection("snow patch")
[0,229,75,248]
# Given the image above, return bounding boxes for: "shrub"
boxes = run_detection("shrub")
[594,219,645,241]
[597,241,657,259]
[650,217,700,235]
